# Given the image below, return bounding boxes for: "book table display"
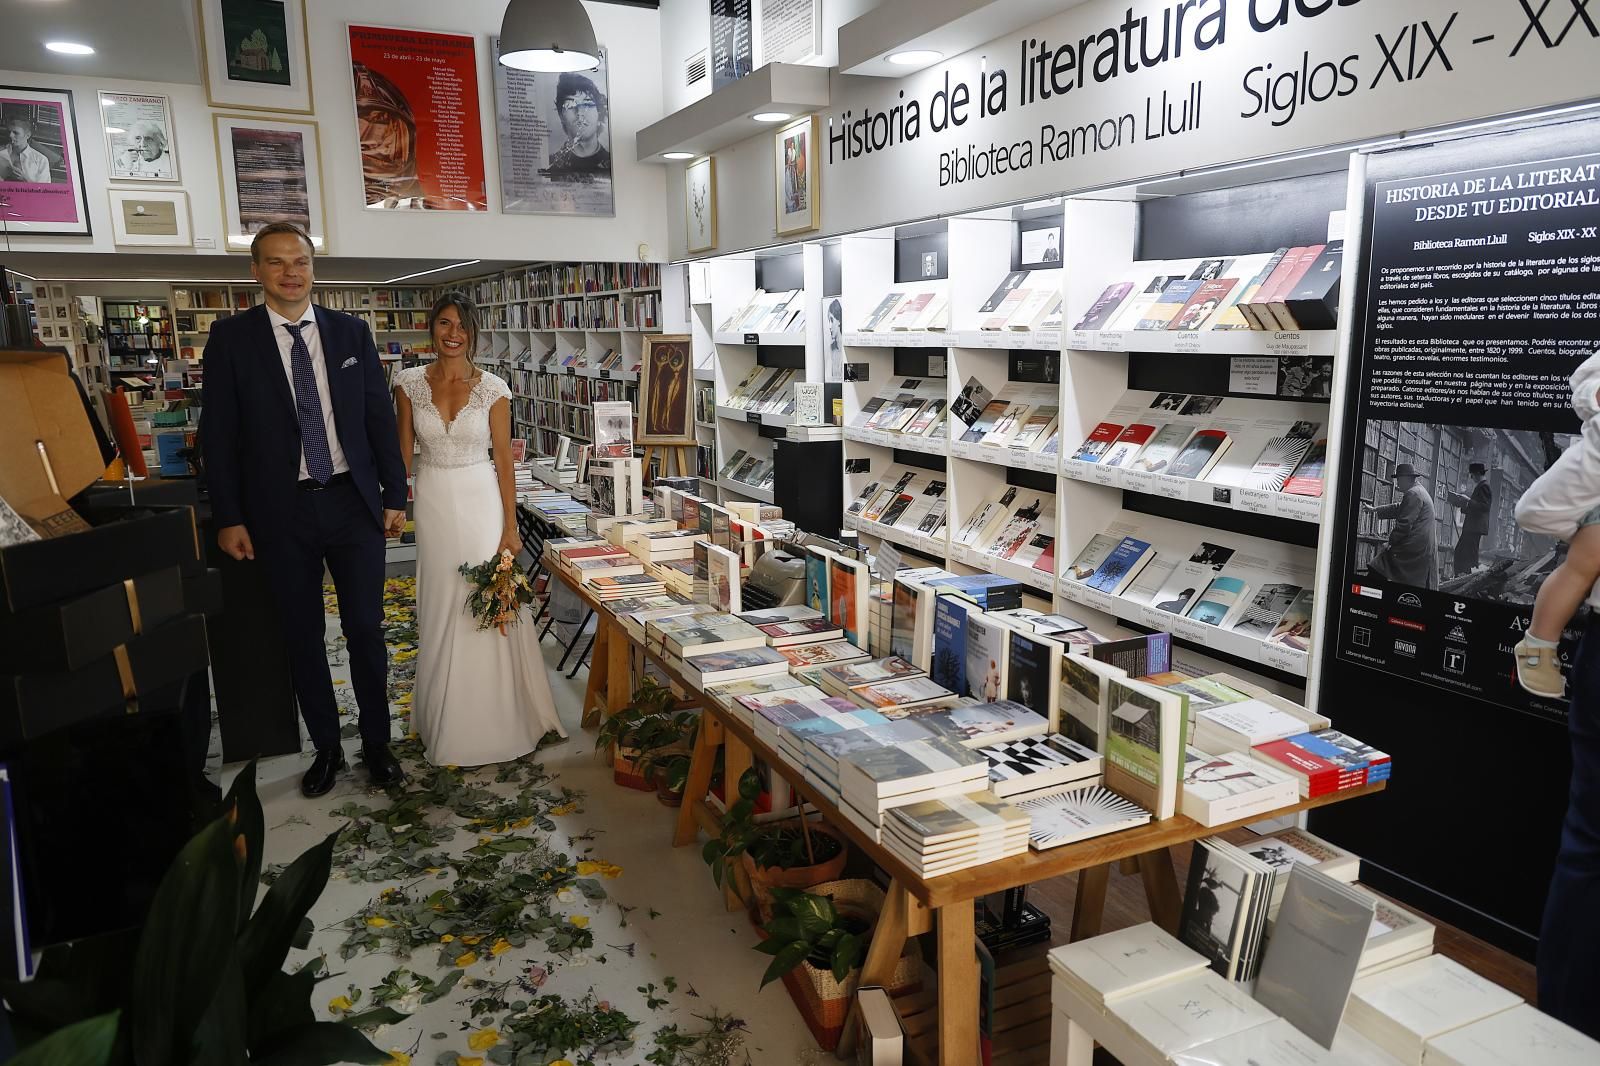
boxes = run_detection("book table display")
[538,552,1386,1066]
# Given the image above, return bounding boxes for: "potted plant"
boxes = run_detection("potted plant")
[752,881,921,1051]
[595,677,688,790]
[702,768,848,919]
[635,716,698,807]
[0,762,392,1063]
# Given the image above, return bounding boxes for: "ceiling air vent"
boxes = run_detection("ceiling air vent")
[685,49,707,87]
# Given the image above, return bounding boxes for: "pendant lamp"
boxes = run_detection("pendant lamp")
[498,0,601,73]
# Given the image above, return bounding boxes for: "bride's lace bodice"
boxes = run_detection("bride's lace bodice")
[397,366,511,470]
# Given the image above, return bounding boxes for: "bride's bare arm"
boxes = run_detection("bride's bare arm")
[394,383,415,478]
[489,395,521,556]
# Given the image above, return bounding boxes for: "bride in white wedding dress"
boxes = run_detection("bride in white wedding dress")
[393,293,567,766]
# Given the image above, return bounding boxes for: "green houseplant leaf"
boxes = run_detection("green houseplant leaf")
[222,760,265,932]
[249,1022,392,1066]
[188,954,248,1065]
[237,830,337,995]
[758,941,812,989]
[6,1011,120,1066]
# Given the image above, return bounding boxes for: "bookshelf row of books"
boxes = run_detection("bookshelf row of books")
[713,448,777,494]
[721,366,802,418]
[471,262,663,307]
[714,289,807,336]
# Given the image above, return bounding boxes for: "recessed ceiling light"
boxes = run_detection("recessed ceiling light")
[45,42,94,56]
[752,112,792,123]
[887,49,942,65]
[662,151,696,160]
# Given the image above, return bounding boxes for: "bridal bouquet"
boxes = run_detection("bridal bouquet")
[459,550,537,634]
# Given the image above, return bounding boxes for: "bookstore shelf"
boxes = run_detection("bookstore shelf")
[949,440,1060,476]
[1067,329,1337,357]
[844,427,951,458]
[842,513,949,560]
[1061,462,1324,525]
[712,331,806,346]
[717,477,776,505]
[951,329,1063,351]
[844,330,950,348]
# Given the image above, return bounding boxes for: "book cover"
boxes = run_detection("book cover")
[851,675,958,712]
[1062,532,1120,583]
[1110,274,1181,331]
[1244,437,1315,492]
[1007,288,1058,330]
[1004,629,1060,722]
[930,596,972,697]
[958,398,1010,444]
[964,614,1012,702]
[904,397,947,437]
[980,400,1035,448]
[887,792,1029,844]
[890,577,935,667]
[1084,537,1156,595]
[1009,406,1059,452]
[981,287,1031,330]
[982,495,1048,560]
[1152,543,1235,616]
[896,479,947,532]
[1104,676,1187,819]
[951,376,996,429]
[683,645,790,674]
[1282,439,1327,497]
[1210,250,1288,331]
[1189,576,1250,626]
[1059,653,1122,752]
[1267,589,1314,651]
[978,734,1100,796]
[1073,281,1136,331]
[1101,423,1158,468]
[1168,279,1239,332]
[1264,244,1328,330]
[1166,429,1231,480]
[1254,865,1377,1047]
[1178,839,1268,980]
[840,736,987,796]
[861,291,905,331]
[1282,241,1345,330]
[1231,583,1302,640]
[978,270,1030,314]
[1247,247,1311,324]
[1136,279,1204,330]
[1016,785,1151,849]
[954,487,1017,548]
[779,639,872,669]
[1071,421,1124,463]
[1128,423,1194,473]
[889,292,935,330]
[1188,258,1235,281]
[804,546,833,618]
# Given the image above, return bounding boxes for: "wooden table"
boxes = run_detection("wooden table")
[544,563,1387,1065]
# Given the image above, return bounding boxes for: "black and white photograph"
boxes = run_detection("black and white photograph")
[1180,394,1223,417]
[99,92,179,182]
[1150,392,1187,412]
[1178,841,1249,971]
[951,376,994,428]
[1020,225,1062,268]
[1278,356,1334,399]
[1183,753,1265,794]
[823,297,844,382]
[492,40,614,217]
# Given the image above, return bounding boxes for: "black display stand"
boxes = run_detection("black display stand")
[773,438,843,536]
[202,527,302,762]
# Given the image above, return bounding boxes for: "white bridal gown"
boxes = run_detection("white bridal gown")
[397,366,567,766]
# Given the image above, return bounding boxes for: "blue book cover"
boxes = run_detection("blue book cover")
[1188,576,1248,626]
[805,549,830,619]
[927,574,1023,610]
[1084,537,1154,594]
[931,596,970,696]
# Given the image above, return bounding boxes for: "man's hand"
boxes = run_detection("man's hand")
[383,509,407,539]
[218,524,255,561]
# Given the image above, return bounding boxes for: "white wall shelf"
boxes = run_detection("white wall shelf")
[1067,329,1338,357]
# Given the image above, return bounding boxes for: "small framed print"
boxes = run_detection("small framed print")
[213,113,328,253]
[38,325,53,341]
[99,92,179,182]
[1019,222,1063,269]
[773,114,819,236]
[685,156,716,253]
[196,0,314,113]
[49,285,66,300]
[108,189,192,247]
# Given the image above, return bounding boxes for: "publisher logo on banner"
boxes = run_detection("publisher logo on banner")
[1394,639,1418,658]
[1397,592,1424,609]
[1352,584,1383,601]
[1446,625,1468,644]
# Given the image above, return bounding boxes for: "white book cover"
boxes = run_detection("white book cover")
[1047,922,1208,1005]
[895,479,948,533]
[953,487,1018,548]
[1196,699,1317,750]
[982,492,1050,559]
[1349,956,1522,1054]
[1062,532,1121,584]
[1015,785,1150,850]
[1174,1018,1373,1066]
[1107,969,1277,1055]
[914,290,950,330]
[979,396,1038,449]
[1423,1003,1600,1066]
[963,614,1012,702]
[1129,422,1196,474]
[1007,287,1057,329]
[981,286,1031,329]
[1058,653,1124,753]
[1180,748,1299,826]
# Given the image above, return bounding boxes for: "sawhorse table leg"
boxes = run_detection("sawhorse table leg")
[1070,862,1112,941]
[835,883,929,1059]
[674,713,725,847]
[1138,846,1182,934]
[580,614,610,729]
[935,899,979,1066]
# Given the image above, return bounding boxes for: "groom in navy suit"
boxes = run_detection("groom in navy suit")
[201,222,408,796]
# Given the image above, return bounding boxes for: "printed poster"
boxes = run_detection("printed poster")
[491,38,614,217]
[348,25,488,211]
[0,88,89,234]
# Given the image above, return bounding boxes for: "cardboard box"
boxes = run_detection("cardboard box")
[0,506,201,613]
[0,349,104,536]
[0,612,209,746]
[0,565,185,673]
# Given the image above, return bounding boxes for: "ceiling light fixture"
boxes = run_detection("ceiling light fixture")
[752,112,792,123]
[661,151,696,160]
[497,0,600,73]
[45,41,94,56]
[887,49,942,66]
[385,260,483,284]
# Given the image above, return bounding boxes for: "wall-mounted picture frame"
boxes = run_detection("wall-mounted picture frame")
[99,92,179,182]
[0,84,92,236]
[774,114,819,237]
[685,155,716,253]
[108,189,192,247]
[213,113,328,253]
[492,37,614,217]
[1019,223,1063,269]
[638,334,696,445]
[196,0,314,114]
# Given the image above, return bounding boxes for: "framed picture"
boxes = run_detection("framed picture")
[109,189,192,247]
[0,85,92,236]
[685,156,716,253]
[491,38,614,217]
[213,113,328,253]
[774,114,819,236]
[638,334,696,445]
[196,0,314,114]
[1019,223,1063,269]
[99,92,179,182]
[348,25,488,212]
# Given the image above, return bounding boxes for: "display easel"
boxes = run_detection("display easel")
[641,444,695,482]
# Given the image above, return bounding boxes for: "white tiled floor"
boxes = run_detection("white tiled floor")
[228,614,823,1065]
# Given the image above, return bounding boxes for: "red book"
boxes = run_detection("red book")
[1250,737,1367,797]
[1032,538,1057,575]
[1070,422,1123,464]
[1282,439,1327,498]
[558,544,630,562]
[1265,245,1327,331]
[1167,278,1239,331]
[1244,247,1308,328]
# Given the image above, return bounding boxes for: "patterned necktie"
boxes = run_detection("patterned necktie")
[284,322,334,484]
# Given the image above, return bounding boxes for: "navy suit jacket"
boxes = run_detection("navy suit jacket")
[200,303,407,536]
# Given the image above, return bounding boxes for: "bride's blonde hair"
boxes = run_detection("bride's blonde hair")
[427,291,480,375]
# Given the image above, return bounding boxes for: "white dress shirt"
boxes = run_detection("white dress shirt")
[0,145,51,184]
[267,305,350,479]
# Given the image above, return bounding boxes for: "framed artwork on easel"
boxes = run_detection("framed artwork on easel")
[638,334,696,446]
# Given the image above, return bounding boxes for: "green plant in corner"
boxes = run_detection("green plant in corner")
[700,769,842,892]
[0,761,391,1065]
[752,887,868,988]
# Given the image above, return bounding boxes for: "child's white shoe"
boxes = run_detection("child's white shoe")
[1514,639,1566,698]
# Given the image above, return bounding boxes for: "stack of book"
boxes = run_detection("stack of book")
[1423,1004,1600,1066]
[652,559,699,597]
[645,613,765,659]
[881,793,1031,876]
[976,733,1101,798]
[1250,729,1391,797]
[845,675,961,716]
[835,736,990,843]
[1351,891,1435,979]
[1013,784,1151,849]
[748,696,858,748]
[681,645,791,688]
[1345,956,1522,1064]
[748,611,843,648]
[817,656,925,698]
[1179,748,1300,827]
[1192,698,1325,755]
[633,528,709,563]
[1049,924,1209,1015]
[780,639,873,674]
[902,698,1050,747]
[1106,968,1278,1059]
[1176,837,1282,981]
[585,572,667,600]
[794,717,935,802]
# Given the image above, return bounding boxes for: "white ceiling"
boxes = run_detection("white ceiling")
[0,0,200,84]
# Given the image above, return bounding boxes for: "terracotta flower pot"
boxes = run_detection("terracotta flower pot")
[741,821,849,922]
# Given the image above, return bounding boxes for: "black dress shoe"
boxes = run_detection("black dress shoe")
[363,744,405,788]
[301,749,347,797]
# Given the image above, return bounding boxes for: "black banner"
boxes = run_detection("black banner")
[710,0,753,91]
[1333,149,1600,723]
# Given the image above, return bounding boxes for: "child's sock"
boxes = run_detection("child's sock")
[1524,633,1558,649]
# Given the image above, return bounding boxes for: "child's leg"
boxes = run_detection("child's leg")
[1531,523,1600,643]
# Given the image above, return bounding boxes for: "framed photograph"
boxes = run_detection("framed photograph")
[774,114,819,236]
[108,189,192,247]
[492,38,614,217]
[638,334,696,445]
[685,155,716,253]
[99,92,179,182]
[348,25,488,212]
[1019,223,1063,269]
[213,113,327,253]
[0,85,92,236]
[196,0,314,114]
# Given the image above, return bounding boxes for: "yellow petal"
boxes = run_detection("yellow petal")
[456,1059,484,1066]
[328,995,354,1013]
[366,916,390,928]
[575,861,600,876]
[568,915,589,929]
[549,1061,576,1066]
[490,937,512,956]
[460,934,483,945]
[387,1054,411,1066]
[439,934,455,943]
[454,951,478,967]
[466,1029,500,1051]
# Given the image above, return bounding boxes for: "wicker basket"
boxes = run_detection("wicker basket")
[773,879,924,1051]
[611,744,653,791]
